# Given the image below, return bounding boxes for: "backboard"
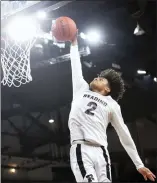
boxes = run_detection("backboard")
[1,1,41,19]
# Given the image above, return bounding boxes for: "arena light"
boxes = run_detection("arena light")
[49,119,54,123]
[80,31,101,43]
[137,70,146,75]
[154,77,157,82]
[86,31,101,43]
[7,16,38,42]
[134,23,145,36]
[9,168,16,174]
[36,11,47,20]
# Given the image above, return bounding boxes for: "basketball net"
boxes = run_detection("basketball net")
[1,23,40,87]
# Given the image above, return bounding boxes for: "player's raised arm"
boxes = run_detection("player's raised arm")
[70,37,89,98]
[110,103,156,181]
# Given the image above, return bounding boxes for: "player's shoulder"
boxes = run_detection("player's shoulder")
[107,96,120,109]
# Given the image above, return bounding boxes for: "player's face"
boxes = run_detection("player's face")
[90,77,111,95]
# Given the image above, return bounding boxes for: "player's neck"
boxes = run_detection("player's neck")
[92,89,106,96]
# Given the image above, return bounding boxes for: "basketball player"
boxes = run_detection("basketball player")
[68,36,156,182]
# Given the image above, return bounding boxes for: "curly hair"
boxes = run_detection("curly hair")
[99,69,125,101]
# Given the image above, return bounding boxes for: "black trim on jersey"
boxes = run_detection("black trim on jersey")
[101,146,111,181]
[76,144,86,178]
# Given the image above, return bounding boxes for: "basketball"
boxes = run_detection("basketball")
[52,17,77,41]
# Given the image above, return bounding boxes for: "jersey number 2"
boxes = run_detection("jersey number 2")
[85,102,97,116]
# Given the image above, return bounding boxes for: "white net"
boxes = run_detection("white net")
[1,37,36,87]
[1,16,39,87]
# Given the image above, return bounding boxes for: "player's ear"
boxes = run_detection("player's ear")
[106,79,111,93]
[105,86,111,93]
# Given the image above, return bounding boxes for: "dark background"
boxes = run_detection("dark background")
[1,0,156,182]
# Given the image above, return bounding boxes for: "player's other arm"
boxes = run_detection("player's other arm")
[70,38,88,98]
[110,103,156,181]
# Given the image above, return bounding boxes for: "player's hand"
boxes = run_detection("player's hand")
[138,167,156,181]
[71,29,78,45]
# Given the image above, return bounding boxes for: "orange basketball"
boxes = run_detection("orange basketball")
[52,17,77,41]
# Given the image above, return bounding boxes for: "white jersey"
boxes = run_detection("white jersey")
[68,45,144,170]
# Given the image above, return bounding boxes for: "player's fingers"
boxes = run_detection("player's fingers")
[148,174,155,181]
[70,29,78,42]
[144,175,147,181]
[150,172,156,178]
[147,173,156,181]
